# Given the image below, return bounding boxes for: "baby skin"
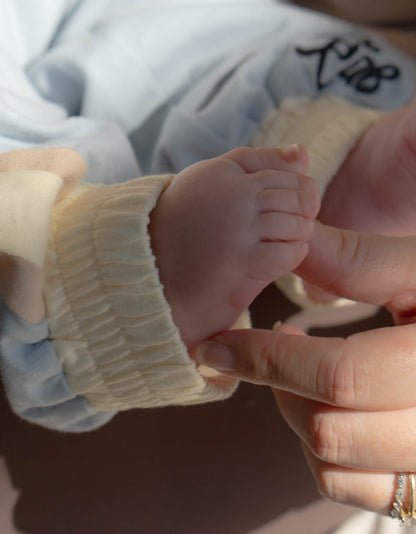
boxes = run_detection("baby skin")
[149,146,320,353]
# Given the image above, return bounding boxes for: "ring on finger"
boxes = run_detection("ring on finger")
[391,473,416,526]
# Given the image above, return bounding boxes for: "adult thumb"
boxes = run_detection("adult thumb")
[296,221,416,317]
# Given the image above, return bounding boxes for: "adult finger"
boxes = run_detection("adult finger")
[274,390,416,472]
[296,221,416,316]
[195,325,416,410]
[301,446,396,516]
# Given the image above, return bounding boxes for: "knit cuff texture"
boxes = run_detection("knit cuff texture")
[252,95,384,195]
[44,175,238,411]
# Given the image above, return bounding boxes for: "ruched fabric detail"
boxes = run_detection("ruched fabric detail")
[43,175,238,410]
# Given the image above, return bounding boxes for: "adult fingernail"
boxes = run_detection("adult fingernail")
[281,144,300,163]
[195,341,236,371]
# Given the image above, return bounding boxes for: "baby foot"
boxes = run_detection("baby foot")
[149,146,320,353]
[319,101,416,237]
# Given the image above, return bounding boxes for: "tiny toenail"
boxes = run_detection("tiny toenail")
[195,341,236,371]
[281,144,300,163]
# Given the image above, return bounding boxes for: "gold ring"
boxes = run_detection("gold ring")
[391,473,416,526]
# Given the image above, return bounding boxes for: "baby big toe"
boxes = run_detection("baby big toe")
[259,188,320,219]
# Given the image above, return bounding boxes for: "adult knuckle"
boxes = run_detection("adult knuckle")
[257,348,279,383]
[315,466,348,504]
[336,230,360,271]
[319,343,360,408]
[255,337,286,385]
[309,412,350,465]
[309,413,337,463]
[334,231,373,292]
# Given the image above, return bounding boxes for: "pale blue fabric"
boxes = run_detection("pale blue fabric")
[0,300,115,432]
[0,0,415,431]
[153,17,416,172]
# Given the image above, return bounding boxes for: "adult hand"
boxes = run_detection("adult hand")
[195,222,416,515]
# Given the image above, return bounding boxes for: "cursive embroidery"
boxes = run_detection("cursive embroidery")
[296,37,400,93]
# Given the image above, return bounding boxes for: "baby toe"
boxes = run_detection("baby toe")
[259,188,320,218]
[224,145,309,175]
[258,212,314,242]
[256,145,309,175]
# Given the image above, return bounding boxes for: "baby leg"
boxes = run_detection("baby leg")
[149,146,320,352]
